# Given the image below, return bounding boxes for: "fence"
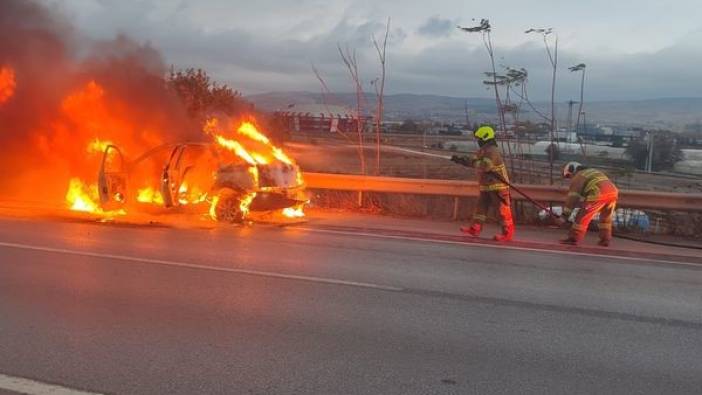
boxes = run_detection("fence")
[304,173,702,237]
[304,173,702,212]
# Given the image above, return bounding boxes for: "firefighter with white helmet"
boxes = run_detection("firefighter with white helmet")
[559,161,619,246]
[451,126,514,241]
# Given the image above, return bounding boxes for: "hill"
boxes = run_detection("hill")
[247,92,702,128]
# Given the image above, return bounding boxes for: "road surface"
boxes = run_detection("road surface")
[0,214,701,394]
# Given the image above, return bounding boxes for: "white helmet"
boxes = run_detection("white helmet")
[562,161,583,179]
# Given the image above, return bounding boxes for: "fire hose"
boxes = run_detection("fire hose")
[385,149,700,249]
[447,154,702,249]
[448,155,563,219]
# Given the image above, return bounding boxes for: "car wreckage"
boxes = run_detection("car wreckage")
[96,137,307,222]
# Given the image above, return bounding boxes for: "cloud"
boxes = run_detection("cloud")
[417,15,455,38]
[50,0,702,100]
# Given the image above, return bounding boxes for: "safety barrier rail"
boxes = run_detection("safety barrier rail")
[304,172,702,212]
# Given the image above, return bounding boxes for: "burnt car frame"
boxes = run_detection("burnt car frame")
[97,142,307,222]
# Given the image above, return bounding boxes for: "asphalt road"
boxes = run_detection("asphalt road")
[1,216,701,394]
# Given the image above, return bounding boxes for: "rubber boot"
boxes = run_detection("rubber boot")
[460,224,481,237]
[597,238,610,247]
[493,224,514,242]
[559,236,578,245]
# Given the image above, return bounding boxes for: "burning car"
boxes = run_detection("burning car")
[91,120,307,222]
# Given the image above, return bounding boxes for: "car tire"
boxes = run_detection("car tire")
[214,189,245,223]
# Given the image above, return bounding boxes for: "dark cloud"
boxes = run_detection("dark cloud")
[417,15,455,38]
[48,1,702,100]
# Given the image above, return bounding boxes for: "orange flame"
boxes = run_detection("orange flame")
[282,205,305,218]
[136,187,164,205]
[208,195,220,220]
[87,138,113,155]
[66,178,124,216]
[239,191,257,217]
[177,182,207,205]
[0,66,16,105]
[237,122,293,165]
[215,134,258,165]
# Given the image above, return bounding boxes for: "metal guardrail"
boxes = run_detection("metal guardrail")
[304,172,702,212]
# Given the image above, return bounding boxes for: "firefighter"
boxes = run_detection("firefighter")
[451,126,514,241]
[559,161,619,246]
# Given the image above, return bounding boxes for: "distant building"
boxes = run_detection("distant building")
[273,104,372,134]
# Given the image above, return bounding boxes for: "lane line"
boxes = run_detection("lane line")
[292,226,702,268]
[0,373,103,395]
[0,241,404,292]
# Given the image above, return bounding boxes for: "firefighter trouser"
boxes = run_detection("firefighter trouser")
[472,190,513,229]
[569,196,617,242]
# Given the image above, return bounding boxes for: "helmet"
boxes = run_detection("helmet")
[562,161,583,179]
[474,126,495,142]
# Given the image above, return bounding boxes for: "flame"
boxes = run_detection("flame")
[215,135,258,165]
[237,122,293,165]
[0,66,16,105]
[137,187,164,205]
[271,147,293,165]
[239,191,257,217]
[66,178,100,212]
[282,205,305,218]
[237,122,270,144]
[65,178,124,216]
[60,107,303,220]
[87,138,113,155]
[177,182,207,205]
[209,195,220,220]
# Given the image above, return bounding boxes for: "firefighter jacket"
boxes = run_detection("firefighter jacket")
[564,168,619,215]
[470,144,510,192]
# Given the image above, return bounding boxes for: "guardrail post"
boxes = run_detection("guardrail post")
[357,191,363,207]
[452,197,459,220]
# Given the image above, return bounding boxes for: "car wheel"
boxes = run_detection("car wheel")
[214,189,244,223]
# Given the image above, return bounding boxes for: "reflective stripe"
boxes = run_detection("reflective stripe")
[567,191,582,199]
[581,169,609,198]
[584,178,605,192]
[572,223,586,231]
[599,222,612,229]
[477,158,494,169]
[480,184,509,191]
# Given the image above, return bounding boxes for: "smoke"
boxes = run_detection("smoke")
[0,0,197,200]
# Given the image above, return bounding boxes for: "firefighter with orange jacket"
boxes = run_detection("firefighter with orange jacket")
[451,126,514,241]
[559,162,619,246]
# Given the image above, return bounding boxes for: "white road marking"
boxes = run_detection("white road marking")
[0,241,403,292]
[293,226,702,268]
[0,373,103,395]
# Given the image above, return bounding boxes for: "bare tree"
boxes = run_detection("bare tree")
[311,63,359,148]
[525,27,558,184]
[371,17,391,175]
[569,63,587,158]
[338,44,368,175]
[458,19,514,172]
[569,63,586,134]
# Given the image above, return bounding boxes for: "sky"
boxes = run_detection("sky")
[48,0,702,101]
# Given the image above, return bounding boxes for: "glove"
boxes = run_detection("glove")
[450,155,472,167]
